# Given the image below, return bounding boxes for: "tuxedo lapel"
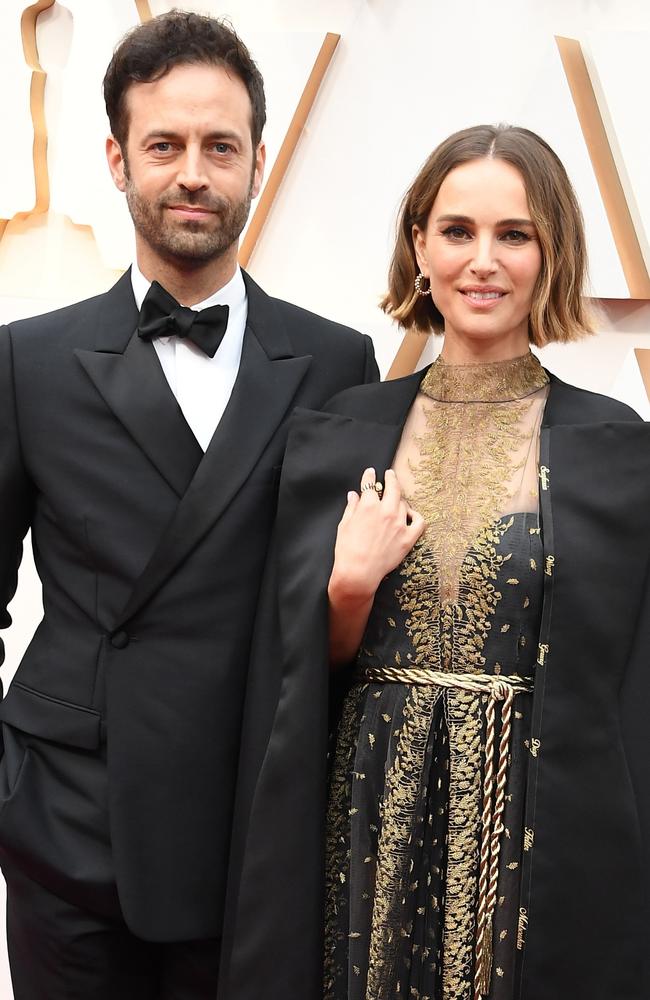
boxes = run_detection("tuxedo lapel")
[114,295,312,629]
[75,271,202,498]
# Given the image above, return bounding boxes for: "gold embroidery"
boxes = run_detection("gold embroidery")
[411,355,548,606]
[539,465,550,490]
[324,685,364,999]
[367,519,529,998]
[443,687,483,997]
[420,352,548,404]
[366,684,443,994]
[517,908,529,950]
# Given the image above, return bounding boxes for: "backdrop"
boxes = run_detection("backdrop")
[1,1,649,995]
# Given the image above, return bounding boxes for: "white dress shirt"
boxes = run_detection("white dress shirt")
[131,263,248,452]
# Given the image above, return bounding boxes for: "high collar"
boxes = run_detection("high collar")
[421,352,549,403]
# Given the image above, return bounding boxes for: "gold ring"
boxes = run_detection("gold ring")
[375,482,384,496]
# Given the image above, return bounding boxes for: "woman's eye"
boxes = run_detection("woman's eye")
[441,226,470,241]
[501,229,532,243]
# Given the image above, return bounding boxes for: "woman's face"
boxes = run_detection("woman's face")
[413,157,543,361]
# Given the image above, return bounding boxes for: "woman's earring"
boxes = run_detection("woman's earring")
[414,272,431,296]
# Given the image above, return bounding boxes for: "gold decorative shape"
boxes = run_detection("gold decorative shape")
[0,1,150,298]
[134,0,152,22]
[19,0,56,214]
[634,349,650,403]
[555,36,650,298]
[386,329,430,380]
[239,32,340,268]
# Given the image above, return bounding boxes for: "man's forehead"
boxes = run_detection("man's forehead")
[124,63,253,126]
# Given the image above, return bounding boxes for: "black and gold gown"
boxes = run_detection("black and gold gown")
[324,353,550,1000]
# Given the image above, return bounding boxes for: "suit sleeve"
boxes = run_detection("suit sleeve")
[362,333,380,384]
[0,326,34,685]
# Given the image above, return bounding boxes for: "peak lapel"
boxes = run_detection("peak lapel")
[114,321,311,629]
[75,272,202,497]
[76,334,203,498]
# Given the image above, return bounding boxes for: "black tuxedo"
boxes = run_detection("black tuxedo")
[0,269,377,951]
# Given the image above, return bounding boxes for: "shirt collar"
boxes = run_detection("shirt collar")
[130,261,247,314]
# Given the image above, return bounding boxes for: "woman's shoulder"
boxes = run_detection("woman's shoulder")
[323,367,425,420]
[546,372,643,424]
[318,364,643,425]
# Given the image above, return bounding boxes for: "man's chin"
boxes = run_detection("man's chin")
[153,238,233,266]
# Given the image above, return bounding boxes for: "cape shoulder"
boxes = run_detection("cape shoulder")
[323,365,643,426]
[545,372,641,424]
[324,367,424,424]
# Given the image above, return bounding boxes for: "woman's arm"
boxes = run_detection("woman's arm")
[328,467,425,667]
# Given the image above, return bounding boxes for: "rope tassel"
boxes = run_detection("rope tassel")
[473,681,515,1000]
[361,664,533,1000]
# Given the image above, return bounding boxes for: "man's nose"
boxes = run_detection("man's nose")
[176,148,209,191]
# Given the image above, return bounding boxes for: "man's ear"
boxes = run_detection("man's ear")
[251,141,266,200]
[106,135,127,192]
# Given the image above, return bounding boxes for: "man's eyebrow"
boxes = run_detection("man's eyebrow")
[141,129,244,144]
[435,213,535,226]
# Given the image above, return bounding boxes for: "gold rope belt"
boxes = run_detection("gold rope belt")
[362,665,534,1000]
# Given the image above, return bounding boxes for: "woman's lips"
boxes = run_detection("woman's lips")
[459,288,507,308]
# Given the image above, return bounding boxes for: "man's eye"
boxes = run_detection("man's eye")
[212,142,233,154]
[441,226,470,241]
[152,142,173,153]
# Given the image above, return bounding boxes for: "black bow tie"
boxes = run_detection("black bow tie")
[137,281,230,358]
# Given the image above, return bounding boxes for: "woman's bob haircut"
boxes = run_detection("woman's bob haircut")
[381,124,595,345]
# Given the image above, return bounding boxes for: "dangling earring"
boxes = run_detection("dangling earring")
[414,272,430,296]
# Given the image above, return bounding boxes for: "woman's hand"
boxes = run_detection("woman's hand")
[328,467,425,666]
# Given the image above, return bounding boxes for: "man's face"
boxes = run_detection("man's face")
[107,63,265,267]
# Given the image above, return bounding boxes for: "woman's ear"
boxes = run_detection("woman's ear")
[412,224,429,277]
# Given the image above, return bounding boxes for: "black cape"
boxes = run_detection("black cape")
[218,369,650,1000]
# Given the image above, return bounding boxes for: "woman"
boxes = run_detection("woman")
[221,126,650,1000]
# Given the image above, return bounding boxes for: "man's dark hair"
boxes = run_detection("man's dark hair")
[103,10,266,148]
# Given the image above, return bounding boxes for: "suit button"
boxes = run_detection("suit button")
[110,630,130,649]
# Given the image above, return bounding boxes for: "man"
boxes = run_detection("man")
[0,11,377,999]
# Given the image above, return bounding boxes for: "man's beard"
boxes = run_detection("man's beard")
[124,171,253,266]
